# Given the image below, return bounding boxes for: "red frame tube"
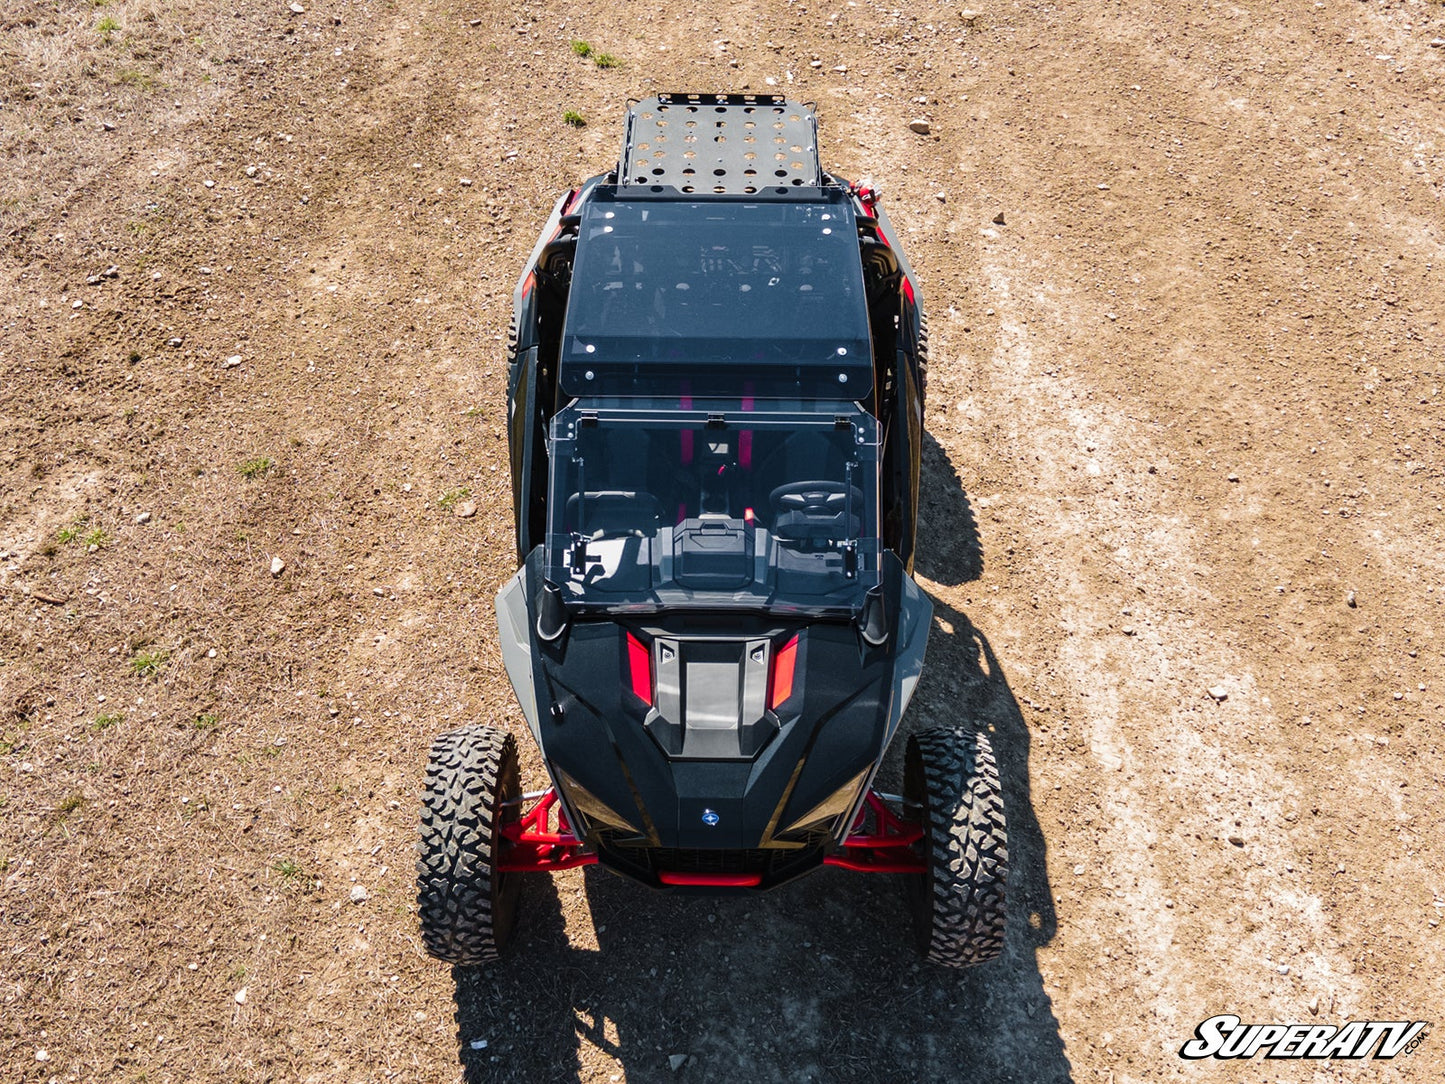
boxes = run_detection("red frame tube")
[823,789,926,875]
[497,789,598,873]
[497,788,925,877]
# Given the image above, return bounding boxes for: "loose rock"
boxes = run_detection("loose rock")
[456,500,477,518]
[1207,685,1228,701]
[349,884,368,903]
[992,211,1006,225]
[668,1054,688,1072]
[908,119,931,135]
[1346,590,1357,608]
[224,354,244,368]
[235,987,248,1005]
[1227,832,1244,846]
[270,556,285,576]
[135,512,151,524]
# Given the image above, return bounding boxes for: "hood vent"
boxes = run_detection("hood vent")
[645,635,780,758]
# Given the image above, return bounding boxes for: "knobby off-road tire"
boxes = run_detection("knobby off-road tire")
[904,724,1008,968]
[416,725,522,964]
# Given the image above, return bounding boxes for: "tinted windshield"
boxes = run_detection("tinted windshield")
[545,402,881,613]
[559,191,872,397]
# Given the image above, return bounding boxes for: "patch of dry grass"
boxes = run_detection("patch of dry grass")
[0,0,221,235]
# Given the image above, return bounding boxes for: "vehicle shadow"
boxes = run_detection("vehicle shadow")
[451,601,1069,1083]
[914,430,984,586]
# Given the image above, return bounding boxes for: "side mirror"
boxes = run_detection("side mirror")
[536,580,569,643]
[859,584,888,647]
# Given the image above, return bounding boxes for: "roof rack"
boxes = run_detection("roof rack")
[619,93,822,194]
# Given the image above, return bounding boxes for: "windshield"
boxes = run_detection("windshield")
[544,401,881,613]
[559,190,872,398]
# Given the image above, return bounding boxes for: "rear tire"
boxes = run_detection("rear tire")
[416,725,522,964]
[904,724,1008,968]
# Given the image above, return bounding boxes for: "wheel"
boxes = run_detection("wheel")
[904,724,1008,968]
[416,725,522,964]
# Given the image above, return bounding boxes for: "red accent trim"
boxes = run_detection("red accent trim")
[658,871,763,888]
[822,789,926,875]
[902,277,915,305]
[626,632,653,706]
[497,789,598,873]
[769,635,798,710]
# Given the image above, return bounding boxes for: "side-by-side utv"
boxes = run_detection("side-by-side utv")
[416,93,1007,968]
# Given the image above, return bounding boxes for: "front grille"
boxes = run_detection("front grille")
[654,848,770,875]
[599,844,824,887]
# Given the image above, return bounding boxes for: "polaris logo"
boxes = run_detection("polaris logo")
[701,809,720,827]
[1180,1015,1430,1060]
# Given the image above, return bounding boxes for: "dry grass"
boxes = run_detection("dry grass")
[0,0,220,236]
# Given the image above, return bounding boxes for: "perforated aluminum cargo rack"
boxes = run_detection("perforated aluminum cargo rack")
[620,93,822,194]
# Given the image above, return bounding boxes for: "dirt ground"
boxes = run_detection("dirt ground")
[2,0,1443,1080]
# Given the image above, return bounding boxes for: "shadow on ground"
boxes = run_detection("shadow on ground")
[452,436,1068,1082]
[914,430,984,587]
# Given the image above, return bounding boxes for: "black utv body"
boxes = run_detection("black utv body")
[417,94,1007,969]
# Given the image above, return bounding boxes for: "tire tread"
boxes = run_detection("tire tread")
[416,725,518,965]
[907,724,1009,968]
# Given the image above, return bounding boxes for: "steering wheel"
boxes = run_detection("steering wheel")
[769,481,863,515]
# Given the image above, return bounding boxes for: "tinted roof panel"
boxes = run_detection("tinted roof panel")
[560,188,872,398]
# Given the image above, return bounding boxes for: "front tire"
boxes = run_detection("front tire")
[904,724,1008,968]
[416,725,522,964]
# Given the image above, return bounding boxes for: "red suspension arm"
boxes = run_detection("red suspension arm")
[823,789,927,874]
[497,789,598,873]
